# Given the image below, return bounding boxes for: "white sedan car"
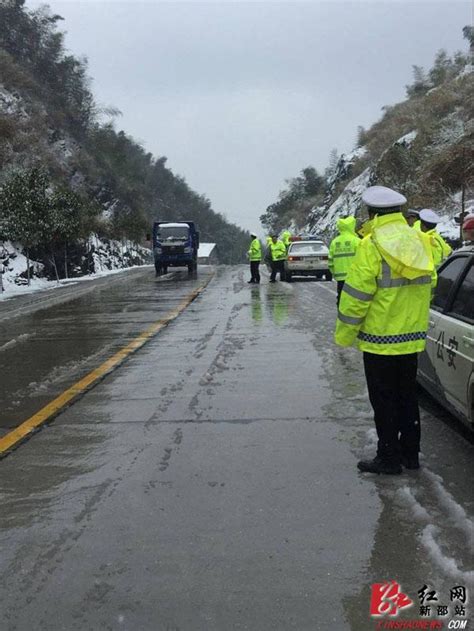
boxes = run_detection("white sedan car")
[417,244,474,430]
[285,240,331,282]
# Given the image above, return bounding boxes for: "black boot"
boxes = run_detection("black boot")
[401,454,420,470]
[357,456,402,475]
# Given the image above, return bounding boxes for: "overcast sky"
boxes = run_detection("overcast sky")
[28,1,471,234]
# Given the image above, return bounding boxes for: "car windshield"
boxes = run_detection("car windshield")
[158,226,189,241]
[290,242,325,254]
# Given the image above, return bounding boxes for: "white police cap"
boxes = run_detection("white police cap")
[419,208,441,224]
[362,186,407,208]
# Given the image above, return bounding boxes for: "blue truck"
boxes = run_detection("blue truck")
[152,221,200,275]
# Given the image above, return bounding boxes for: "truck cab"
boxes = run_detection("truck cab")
[152,221,199,275]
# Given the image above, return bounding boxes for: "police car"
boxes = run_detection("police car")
[417,244,474,430]
[284,237,332,282]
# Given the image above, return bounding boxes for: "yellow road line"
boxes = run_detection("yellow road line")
[0,277,213,458]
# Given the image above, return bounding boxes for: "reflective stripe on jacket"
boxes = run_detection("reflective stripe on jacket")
[335,213,435,355]
[328,216,360,281]
[270,240,287,261]
[248,238,262,261]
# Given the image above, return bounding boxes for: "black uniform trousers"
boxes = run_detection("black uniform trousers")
[270,260,285,281]
[249,261,260,283]
[363,352,420,463]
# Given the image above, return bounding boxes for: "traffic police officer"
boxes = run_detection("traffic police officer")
[419,208,452,267]
[406,209,420,229]
[328,216,360,305]
[335,186,435,474]
[269,234,287,282]
[281,230,292,251]
[247,233,262,284]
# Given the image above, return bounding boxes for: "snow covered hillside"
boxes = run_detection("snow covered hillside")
[0,237,151,297]
[262,38,473,245]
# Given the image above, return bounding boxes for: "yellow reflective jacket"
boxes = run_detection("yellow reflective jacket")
[335,212,436,355]
[358,219,373,238]
[281,230,292,249]
[328,217,360,281]
[248,238,262,261]
[425,229,452,267]
[270,240,287,261]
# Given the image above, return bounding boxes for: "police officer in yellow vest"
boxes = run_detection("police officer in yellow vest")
[328,216,360,305]
[335,186,435,474]
[281,230,292,251]
[419,208,452,268]
[269,234,287,282]
[406,209,420,228]
[247,233,262,284]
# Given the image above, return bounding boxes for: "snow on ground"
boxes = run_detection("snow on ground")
[0,238,152,300]
[437,216,462,240]
[308,167,372,234]
[0,264,153,301]
[395,130,417,147]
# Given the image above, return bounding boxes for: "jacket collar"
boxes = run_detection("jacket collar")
[372,212,406,228]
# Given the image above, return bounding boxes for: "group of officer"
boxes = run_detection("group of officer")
[247,185,468,476]
[328,205,453,306]
[246,230,291,284]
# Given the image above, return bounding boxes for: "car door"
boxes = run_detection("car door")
[421,256,468,388]
[430,255,474,422]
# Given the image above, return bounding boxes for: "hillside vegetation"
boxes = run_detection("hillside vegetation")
[0,0,250,284]
[260,28,474,243]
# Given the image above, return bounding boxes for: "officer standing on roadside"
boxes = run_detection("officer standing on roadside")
[335,186,435,475]
[247,233,262,284]
[281,230,292,251]
[406,209,420,229]
[419,208,452,267]
[269,234,287,283]
[328,216,360,306]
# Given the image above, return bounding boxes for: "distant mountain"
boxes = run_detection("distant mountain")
[0,0,250,280]
[261,29,474,244]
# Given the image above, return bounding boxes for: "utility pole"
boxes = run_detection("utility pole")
[459,147,466,243]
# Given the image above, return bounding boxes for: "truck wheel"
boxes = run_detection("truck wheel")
[286,272,292,282]
[155,262,162,276]
[162,266,168,275]
[188,263,194,273]
[325,271,333,281]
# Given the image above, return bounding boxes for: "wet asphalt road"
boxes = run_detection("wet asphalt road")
[0,266,203,436]
[0,265,472,630]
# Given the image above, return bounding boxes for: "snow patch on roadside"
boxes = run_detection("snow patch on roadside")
[397,471,474,583]
[0,238,152,300]
[0,333,31,353]
[421,525,474,582]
